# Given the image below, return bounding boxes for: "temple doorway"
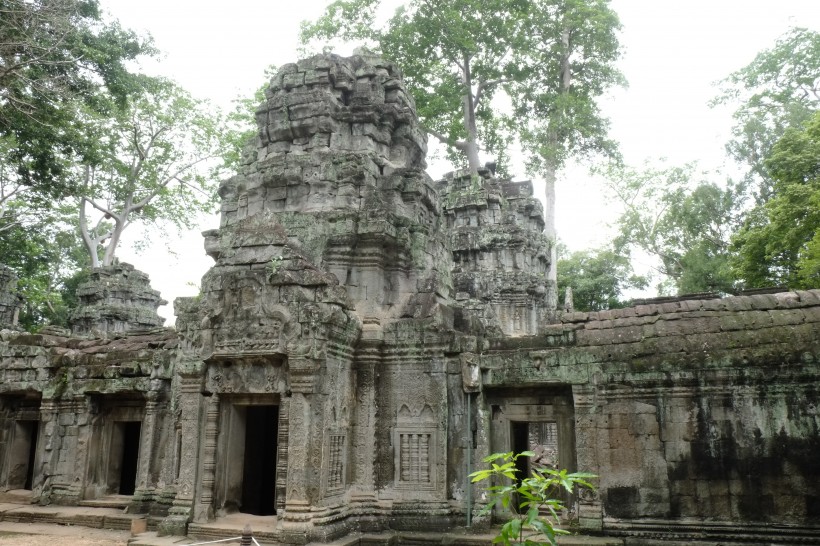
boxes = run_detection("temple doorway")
[7,420,39,490]
[241,405,278,515]
[0,395,42,492]
[214,397,280,517]
[113,421,141,495]
[488,386,576,472]
[84,395,145,500]
[489,387,577,513]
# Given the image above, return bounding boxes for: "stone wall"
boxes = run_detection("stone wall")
[69,263,167,336]
[476,290,820,541]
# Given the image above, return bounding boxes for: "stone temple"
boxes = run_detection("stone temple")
[0,53,818,544]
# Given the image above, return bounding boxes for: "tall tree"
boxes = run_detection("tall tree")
[301,0,624,308]
[75,76,227,268]
[557,245,646,312]
[712,27,820,202]
[0,0,153,197]
[731,111,820,289]
[606,162,742,295]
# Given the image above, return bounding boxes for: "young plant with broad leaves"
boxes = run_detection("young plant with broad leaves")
[470,451,596,546]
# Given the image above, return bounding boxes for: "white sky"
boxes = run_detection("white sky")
[102,0,820,322]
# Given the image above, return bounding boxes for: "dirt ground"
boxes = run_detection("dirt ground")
[0,523,130,546]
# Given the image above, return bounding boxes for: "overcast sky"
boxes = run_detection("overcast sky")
[101,0,820,322]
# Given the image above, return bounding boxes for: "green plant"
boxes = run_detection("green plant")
[470,451,596,546]
[266,256,284,277]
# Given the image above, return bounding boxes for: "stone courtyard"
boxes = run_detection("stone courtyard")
[0,53,818,545]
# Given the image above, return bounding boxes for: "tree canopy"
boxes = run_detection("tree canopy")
[712,27,820,202]
[731,111,820,289]
[605,162,742,296]
[75,76,227,268]
[557,245,645,312]
[0,0,153,196]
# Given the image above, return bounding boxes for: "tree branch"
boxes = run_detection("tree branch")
[423,126,468,151]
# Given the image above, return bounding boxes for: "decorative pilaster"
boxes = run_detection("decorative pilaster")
[33,398,58,505]
[197,393,220,520]
[572,383,602,531]
[158,368,203,537]
[280,392,312,542]
[130,389,161,513]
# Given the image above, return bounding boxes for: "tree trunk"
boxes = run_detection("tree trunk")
[462,54,481,176]
[78,198,100,269]
[101,220,124,267]
[543,153,558,311]
[542,27,573,312]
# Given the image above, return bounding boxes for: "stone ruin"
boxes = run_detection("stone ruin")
[0,53,818,545]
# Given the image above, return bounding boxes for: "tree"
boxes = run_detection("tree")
[0,198,87,330]
[301,0,625,307]
[0,0,153,197]
[712,27,820,202]
[606,162,742,295]
[74,76,226,268]
[731,111,820,289]
[557,245,646,312]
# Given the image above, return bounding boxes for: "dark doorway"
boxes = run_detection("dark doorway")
[511,421,531,480]
[118,421,141,495]
[23,421,39,490]
[241,405,278,515]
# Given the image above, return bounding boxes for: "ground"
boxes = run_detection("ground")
[0,522,129,546]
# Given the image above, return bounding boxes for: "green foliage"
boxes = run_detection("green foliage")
[557,245,646,311]
[731,111,820,289]
[300,0,624,176]
[74,76,228,267]
[712,27,820,201]
[605,161,743,295]
[0,198,87,330]
[223,66,279,172]
[470,451,595,546]
[0,0,155,196]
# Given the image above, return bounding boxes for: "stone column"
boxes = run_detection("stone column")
[158,368,203,537]
[45,397,85,505]
[196,393,220,521]
[34,398,59,504]
[572,383,602,531]
[130,388,161,513]
[280,355,325,543]
[350,349,381,531]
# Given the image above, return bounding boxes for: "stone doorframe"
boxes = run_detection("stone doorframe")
[194,356,290,522]
[83,394,146,500]
[486,386,576,469]
[210,392,286,517]
[0,395,42,492]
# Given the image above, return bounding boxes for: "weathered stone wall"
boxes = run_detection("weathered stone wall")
[474,290,820,542]
[0,326,175,511]
[439,171,551,336]
[69,263,167,336]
